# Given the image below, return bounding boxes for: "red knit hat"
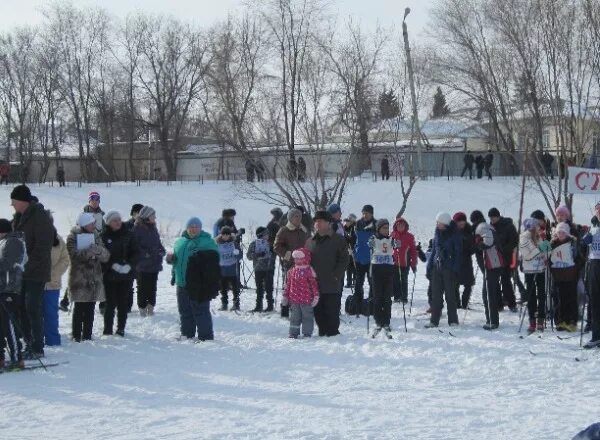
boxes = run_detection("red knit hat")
[89,191,100,201]
[453,212,467,222]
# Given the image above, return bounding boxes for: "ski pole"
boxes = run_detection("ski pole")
[408,271,416,316]
[401,296,408,333]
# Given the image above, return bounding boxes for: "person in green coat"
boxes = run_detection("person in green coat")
[167,217,219,341]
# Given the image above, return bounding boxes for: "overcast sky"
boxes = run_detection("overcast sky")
[0,0,433,37]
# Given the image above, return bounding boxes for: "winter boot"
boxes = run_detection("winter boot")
[281,305,290,318]
[383,326,393,339]
[483,323,499,331]
[424,322,438,329]
[583,339,600,350]
[218,302,228,311]
[371,326,382,338]
[146,304,155,316]
[251,299,263,313]
[231,298,240,312]
[8,359,25,370]
[264,301,274,313]
[116,329,125,337]
[139,307,148,317]
[527,321,536,335]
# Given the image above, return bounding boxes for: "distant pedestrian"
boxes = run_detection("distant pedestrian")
[381,155,390,181]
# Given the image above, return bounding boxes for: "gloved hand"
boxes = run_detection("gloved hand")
[411,266,417,274]
[538,240,552,253]
[120,264,132,274]
[233,249,240,256]
[311,296,319,308]
[281,296,289,307]
[170,274,175,286]
[112,263,122,273]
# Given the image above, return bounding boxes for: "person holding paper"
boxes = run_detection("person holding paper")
[66,213,109,342]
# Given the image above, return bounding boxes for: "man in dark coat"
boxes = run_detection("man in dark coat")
[56,166,66,187]
[484,151,494,180]
[245,159,255,182]
[461,152,475,179]
[305,211,349,336]
[475,155,484,179]
[11,185,54,358]
[266,207,283,306]
[213,209,239,238]
[488,208,518,311]
[297,157,306,181]
[452,212,475,308]
[381,155,390,181]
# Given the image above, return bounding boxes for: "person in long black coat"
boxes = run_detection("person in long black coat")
[453,212,475,309]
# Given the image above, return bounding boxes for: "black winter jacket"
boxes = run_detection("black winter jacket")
[186,250,221,303]
[101,225,138,282]
[13,202,54,282]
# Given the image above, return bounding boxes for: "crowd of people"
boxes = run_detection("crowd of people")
[1,183,600,371]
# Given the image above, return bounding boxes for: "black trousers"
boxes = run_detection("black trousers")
[460,165,473,179]
[483,268,501,326]
[137,272,158,309]
[0,295,23,362]
[485,165,492,179]
[20,280,45,353]
[588,260,600,342]
[345,258,355,287]
[354,263,372,313]
[72,302,96,341]
[455,284,473,309]
[255,270,273,307]
[220,276,240,306]
[525,272,546,323]
[104,280,130,334]
[372,265,394,327]
[393,266,410,302]
[314,293,341,336]
[381,170,390,180]
[555,279,578,325]
[499,267,516,309]
[430,268,458,326]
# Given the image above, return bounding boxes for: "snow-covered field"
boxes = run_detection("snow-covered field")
[1,177,599,440]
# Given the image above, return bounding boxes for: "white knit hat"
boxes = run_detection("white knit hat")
[104,210,121,224]
[77,212,95,228]
[436,212,452,226]
[556,222,572,237]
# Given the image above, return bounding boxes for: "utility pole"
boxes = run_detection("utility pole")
[403,8,425,179]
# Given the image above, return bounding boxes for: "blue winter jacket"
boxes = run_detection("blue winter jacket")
[354,218,377,265]
[133,220,165,273]
[426,221,463,274]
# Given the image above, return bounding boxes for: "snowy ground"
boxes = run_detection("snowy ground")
[0,177,599,440]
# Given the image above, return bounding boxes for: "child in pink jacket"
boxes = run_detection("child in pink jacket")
[282,248,319,338]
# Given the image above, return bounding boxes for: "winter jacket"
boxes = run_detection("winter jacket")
[185,249,221,303]
[274,222,311,269]
[582,223,600,260]
[212,217,238,238]
[550,237,577,282]
[66,227,110,303]
[45,234,70,290]
[12,201,54,282]
[133,220,165,273]
[427,222,463,274]
[369,234,395,265]
[344,224,357,249]
[493,217,518,265]
[0,232,27,295]
[456,223,476,286]
[391,218,417,269]
[278,211,313,233]
[101,225,138,283]
[266,218,281,250]
[83,205,105,234]
[216,235,242,278]
[247,238,273,272]
[474,222,504,270]
[171,230,218,288]
[519,230,546,274]
[305,229,349,294]
[285,262,319,305]
[354,217,377,265]
[331,219,345,238]
[551,220,586,270]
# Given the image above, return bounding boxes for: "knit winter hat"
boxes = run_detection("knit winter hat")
[522,218,538,231]
[186,217,202,229]
[362,204,374,215]
[10,185,32,202]
[78,212,96,228]
[287,208,302,221]
[138,206,156,220]
[530,210,545,221]
[222,208,236,217]
[256,226,268,237]
[0,219,12,233]
[376,218,390,232]
[452,212,467,223]
[555,205,571,219]
[292,247,311,265]
[104,210,122,224]
[130,203,144,216]
[436,212,452,226]
[556,222,572,236]
[327,203,341,215]
[488,207,501,218]
[89,191,100,201]
[270,207,283,219]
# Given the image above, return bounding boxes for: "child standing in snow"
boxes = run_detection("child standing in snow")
[282,248,319,338]
[217,226,242,311]
[369,219,395,338]
[246,227,274,312]
[550,222,578,331]
[391,217,417,304]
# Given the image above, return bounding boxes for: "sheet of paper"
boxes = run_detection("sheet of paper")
[76,233,95,251]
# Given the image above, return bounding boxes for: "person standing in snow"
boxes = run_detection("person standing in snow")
[391,216,417,304]
[368,219,395,338]
[343,214,357,288]
[216,226,242,311]
[282,248,319,338]
[83,191,105,234]
[133,206,165,317]
[488,208,518,312]
[381,155,390,181]
[213,209,239,238]
[328,203,345,238]
[0,219,27,369]
[11,185,54,359]
[425,212,462,328]
[66,213,110,342]
[484,151,494,180]
[305,211,348,337]
[519,218,549,334]
[168,217,219,341]
[453,212,475,309]
[124,203,143,313]
[274,208,311,317]
[101,211,137,336]
[266,208,283,306]
[550,222,579,332]
[582,203,600,349]
[247,227,275,312]
[474,218,504,330]
[460,151,475,179]
[352,205,377,315]
[43,219,69,346]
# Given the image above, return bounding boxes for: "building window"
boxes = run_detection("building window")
[542,130,550,149]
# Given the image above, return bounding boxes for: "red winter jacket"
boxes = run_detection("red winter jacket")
[284,248,320,305]
[391,218,417,269]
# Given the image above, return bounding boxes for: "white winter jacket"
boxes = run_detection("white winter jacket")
[519,230,546,274]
